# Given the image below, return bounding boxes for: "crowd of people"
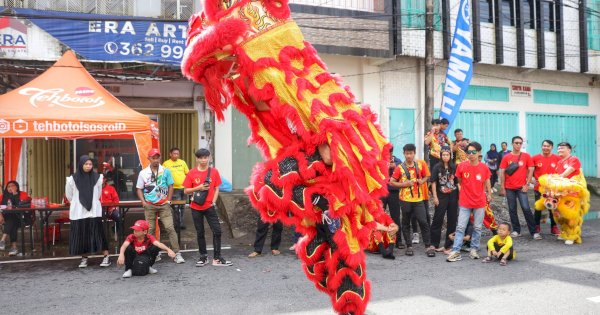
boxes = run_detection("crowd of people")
[375,118,586,265]
[0,118,587,275]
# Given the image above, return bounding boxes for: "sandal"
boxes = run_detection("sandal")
[395,243,406,249]
[499,258,507,266]
[482,256,492,263]
[426,248,436,257]
[434,247,445,252]
[405,247,414,256]
[248,252,261,258]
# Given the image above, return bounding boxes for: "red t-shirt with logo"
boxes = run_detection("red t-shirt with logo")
[556,156,581,179]
[500,152,533,189]
[126,234,156,254]
[183,167,222,211]
[532,154,560,191]
[456,161,491,208]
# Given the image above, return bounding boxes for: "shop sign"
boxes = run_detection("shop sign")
[511,83,532,97]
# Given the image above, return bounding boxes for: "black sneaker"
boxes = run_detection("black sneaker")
[195,256,208,267]
[212,257,233,266]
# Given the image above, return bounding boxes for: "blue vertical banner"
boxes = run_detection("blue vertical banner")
[439,0,473,131]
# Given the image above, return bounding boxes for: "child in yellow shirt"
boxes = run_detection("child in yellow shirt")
[482,222,515,266]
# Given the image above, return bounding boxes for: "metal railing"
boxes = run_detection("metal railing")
[289,0,383,12]
[2,0,381,15]
[2,0,199,19]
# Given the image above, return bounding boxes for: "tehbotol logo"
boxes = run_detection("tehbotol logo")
[18,87,105,109]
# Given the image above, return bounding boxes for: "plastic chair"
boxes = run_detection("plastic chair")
[51,217,70,245]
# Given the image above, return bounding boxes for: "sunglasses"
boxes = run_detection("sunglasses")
[467,150,478,154]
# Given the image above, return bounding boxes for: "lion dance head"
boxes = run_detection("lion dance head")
[535,174,590,244]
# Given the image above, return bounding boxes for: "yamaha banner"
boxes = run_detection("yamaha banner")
[3,7,187,65]
[439,0,473,131]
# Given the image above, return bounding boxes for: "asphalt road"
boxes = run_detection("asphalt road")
[2,219,600,315]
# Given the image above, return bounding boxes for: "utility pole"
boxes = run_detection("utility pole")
[424,0,434,161]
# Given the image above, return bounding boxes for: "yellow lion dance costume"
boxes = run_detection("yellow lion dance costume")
[535,173,590,244]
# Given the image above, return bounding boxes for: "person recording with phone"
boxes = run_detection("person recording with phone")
[381,146,403,248]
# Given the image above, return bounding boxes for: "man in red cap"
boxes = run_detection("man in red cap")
[117,220,177,278]
[136,148,185,264]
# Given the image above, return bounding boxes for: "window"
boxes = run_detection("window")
[443,84,510,102]
[533,90,589,106]
[588,0,600,50]
[522,0,535,29]
[480,0,494,23]
[502,0,516,26]
[401,0,442,31]
[465,85,510,102]
[542,0,557,32]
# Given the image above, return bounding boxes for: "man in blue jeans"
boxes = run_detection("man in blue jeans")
[499,136,539,240]
[447,142,492,262]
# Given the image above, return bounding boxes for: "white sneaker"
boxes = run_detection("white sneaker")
[469,249,480,259]
[149,266,158,274]
[122,269,132,278]
[412,233,420,244]
[155,253,162,262]
[565,240,574,245]
[174,252,185,264]
[533,233,542,240]
[78,258,88,268]
[8,248,18,256]
[510,231,521,238]
[446,251,462,262]
[99,256,111,267]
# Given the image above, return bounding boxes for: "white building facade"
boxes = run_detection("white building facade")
[1,0,598,189]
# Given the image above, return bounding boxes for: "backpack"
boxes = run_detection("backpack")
[131,253,152,276]
[400,161,421,198]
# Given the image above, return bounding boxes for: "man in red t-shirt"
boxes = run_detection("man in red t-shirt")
[117,220,176,278]
[183,148,232,267]
[555,142,582,179]
[532,140,560,236]
[499,136,537,239]
[447,142,492,262]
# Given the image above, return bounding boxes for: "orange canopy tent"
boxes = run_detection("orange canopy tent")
[0,50,157,183]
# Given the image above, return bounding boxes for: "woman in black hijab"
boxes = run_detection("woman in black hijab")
[0,181,31,256]
[65,155,110,268]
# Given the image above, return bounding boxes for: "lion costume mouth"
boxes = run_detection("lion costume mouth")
[535,174,590,244]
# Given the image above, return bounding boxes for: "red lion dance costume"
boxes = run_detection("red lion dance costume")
[182,0,392,314]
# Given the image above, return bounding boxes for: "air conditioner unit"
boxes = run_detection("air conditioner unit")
[134,0,161,18]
